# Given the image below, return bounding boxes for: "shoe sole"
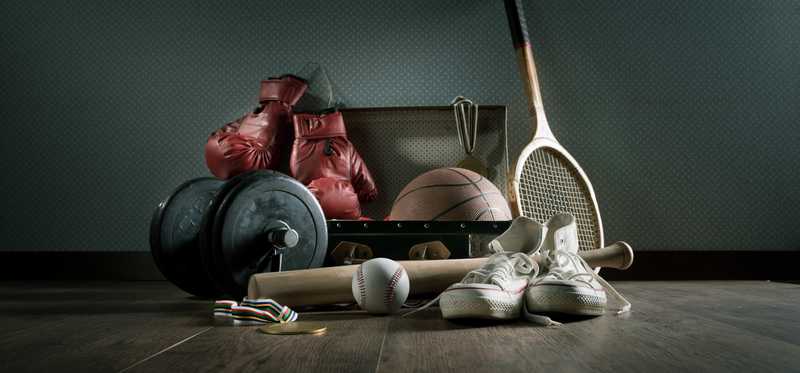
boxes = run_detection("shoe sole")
[440,288,522,320]
[526,284,606,316]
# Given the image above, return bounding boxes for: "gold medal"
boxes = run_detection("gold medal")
[259,321,327,335]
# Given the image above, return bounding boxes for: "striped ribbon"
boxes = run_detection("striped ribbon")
[214,298,298,325]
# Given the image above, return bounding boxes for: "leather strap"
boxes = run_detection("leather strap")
[259,75,307,105]
[293,111,347,139]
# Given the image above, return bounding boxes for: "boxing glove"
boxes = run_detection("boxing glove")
[307,177,361,219]
[290,110,378,219]
[205,75,307,179]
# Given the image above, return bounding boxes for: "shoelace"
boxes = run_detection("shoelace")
[403,252,537,317]
[522,250,631,326]
[464,253,536,285]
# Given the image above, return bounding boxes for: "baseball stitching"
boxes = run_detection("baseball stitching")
[356,265,367,307]
[384,267,406,306]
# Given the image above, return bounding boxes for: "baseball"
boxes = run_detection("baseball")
[351,258,410,314]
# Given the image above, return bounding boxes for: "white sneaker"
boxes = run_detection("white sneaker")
[439,251,539,320]
[487,216,546,254]
[524,214,630,323]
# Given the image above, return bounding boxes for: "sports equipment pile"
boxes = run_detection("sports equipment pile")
[150,0,637,329]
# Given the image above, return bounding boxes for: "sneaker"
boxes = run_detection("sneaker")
[487,216,546,254]
[402,217,544,320]
[439,251,539,320]
[524,213,630,324]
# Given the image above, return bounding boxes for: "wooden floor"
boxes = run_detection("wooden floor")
[0,281,798,372]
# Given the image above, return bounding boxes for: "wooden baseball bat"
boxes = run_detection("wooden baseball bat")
[248,241,633,307]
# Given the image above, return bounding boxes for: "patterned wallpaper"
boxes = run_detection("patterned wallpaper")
[1,0,798,251]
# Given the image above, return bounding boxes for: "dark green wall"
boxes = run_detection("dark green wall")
[1,0,798,251]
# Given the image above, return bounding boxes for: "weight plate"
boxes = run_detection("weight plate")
[205,170,327,297]
[199,171,265,296]
[150,177,225,297]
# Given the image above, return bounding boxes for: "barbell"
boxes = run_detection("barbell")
[150,170,328,298]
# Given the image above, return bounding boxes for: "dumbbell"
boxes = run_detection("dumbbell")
[150,170,328,298]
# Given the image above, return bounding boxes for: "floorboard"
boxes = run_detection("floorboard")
[0,281,798,373]
[0,282,211,372]
[378,283,800,373]
[126,311,390,373]
[617,281,800,346]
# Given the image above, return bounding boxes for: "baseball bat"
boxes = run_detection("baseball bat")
[248,241,634,307]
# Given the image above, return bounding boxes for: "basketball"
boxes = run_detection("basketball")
[388,167,512,221]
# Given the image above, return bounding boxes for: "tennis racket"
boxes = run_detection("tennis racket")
[504,0,603,252]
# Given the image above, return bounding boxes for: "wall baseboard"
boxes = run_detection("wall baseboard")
[0,252,165,281]
[0,251,797,281]
[600,251,799,281]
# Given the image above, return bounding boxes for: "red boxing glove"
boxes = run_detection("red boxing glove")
[205,75,307,179]
[307,178,361,219]
[290,110,378,219]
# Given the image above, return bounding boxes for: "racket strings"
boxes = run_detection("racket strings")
[518,148,600,251]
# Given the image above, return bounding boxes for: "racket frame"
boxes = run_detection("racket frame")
[504,0,604,250]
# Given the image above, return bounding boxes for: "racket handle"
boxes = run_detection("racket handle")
[504,0,530,47]
[504,0,547,123]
